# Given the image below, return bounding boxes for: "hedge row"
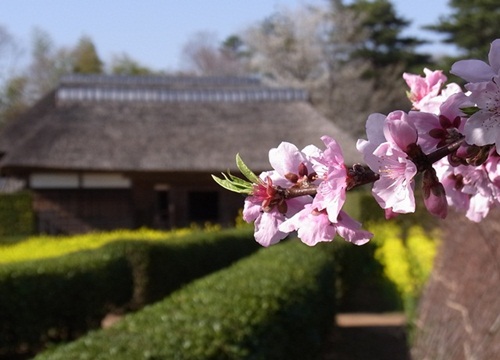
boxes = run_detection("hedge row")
[0,227,258,357]
[35,239,337,360]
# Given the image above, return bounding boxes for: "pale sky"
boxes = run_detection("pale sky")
[0,0,455,72]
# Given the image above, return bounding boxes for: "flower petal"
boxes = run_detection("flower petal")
[451,59,495,83]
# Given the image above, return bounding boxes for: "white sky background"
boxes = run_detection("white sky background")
[0,0,455,73]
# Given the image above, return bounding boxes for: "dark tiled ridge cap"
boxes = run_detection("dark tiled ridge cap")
[59,74,262,87]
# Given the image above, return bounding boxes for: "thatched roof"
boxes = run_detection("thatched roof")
[0,75,361,174]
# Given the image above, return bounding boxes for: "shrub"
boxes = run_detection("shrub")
[0,246,133,356]
[0,227,258,358]
[370,222,440,319]
[35,240,337,360]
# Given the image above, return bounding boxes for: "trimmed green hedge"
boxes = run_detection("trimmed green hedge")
[0,247,132,354]
[0,228,258,357]
[0,191,34,237]
[35,240,337,360]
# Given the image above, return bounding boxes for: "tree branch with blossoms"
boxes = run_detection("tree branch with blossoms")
[213,38,500,248]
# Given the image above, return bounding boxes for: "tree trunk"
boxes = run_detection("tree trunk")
[411,208,500,359]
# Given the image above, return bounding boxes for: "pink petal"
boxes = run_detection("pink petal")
[488,39,500,75]
[268,142,304,178]
[451,59,495,83]
[254,211,288,247]
[335,211,372,245]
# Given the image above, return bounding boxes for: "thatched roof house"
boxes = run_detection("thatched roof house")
[0,74,360,234]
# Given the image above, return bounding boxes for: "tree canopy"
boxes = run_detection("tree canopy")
[110,53,154,75]
[342,0,430,70]
[426,0,500,60]
[71,36,103,74]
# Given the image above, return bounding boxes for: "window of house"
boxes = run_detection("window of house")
[188,191,219,223]
[155,188,171,228]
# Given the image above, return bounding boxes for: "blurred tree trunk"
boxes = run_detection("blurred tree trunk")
[411,209,500,359]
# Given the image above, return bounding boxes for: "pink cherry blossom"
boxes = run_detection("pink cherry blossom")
[242,141,317,247]
[356,112,386,156]
[243,172,312,247]
[403,68,446,104]
[268,141,315,188]
[433,158,499,223]
[279,205,372,246]
[462,165,498,222]
[450,40,500,151]
[367,142,418,214]
[451,39,500,83]
[462,79,500,150]
[433,159,470,212]
[403,68,445,111]
[383,111,418,152]
[485,152,500,186]
[412,92,469,153]
[358,110,419,215]
[308,136,348,222]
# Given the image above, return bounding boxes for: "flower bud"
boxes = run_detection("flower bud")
[423,169,448,219]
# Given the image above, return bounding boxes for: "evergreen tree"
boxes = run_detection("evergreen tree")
[426,0,500,60]
[72,36,103,74]
[343,0,431,71]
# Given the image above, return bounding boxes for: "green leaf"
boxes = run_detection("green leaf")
[236,153,260,184]
[211,174,253,194]
[221,172,252,189]
[461,106,480,117]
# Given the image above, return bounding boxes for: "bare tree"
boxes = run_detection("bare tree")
[244,6,328,87]
[241,2,410,138]
[0,25,21,84]
[243,4,373,136]
[24,28,73,103]
[0,25,26,126]
[181,31,246,76]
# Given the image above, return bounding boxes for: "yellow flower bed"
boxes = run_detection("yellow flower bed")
[369,222,439,301]
[0,227,194,264]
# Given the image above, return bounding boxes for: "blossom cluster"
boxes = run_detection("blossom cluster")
[213,39,500,247]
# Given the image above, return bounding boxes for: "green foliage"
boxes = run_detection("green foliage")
[212,154,258,195]
[0,228,258,357]
[0,191,34,237]
[0,247,132,352]
[72,36,103,74]
[345,0,431,70]
[426,0,500,60]
[34,240,337,360]
[333,239,402,312]
[110,54,154,75]
[335,189,439,315]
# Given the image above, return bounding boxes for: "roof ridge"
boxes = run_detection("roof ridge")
[56,86,309,103]
[59,74,263,87]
